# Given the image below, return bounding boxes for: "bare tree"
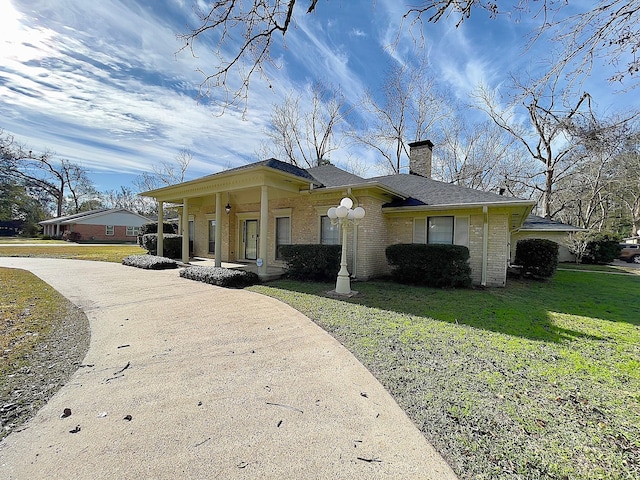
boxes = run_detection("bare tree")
[553,113,638,230]
[611,136,640,236]
[351,62,452,174]
[133,148,193,192]
[102,186,155,216]
[1,130,96,217]
[434,118,530,194]
[178,1,639,111]
[405,1,640,89]
[474,76,593,218]
[259,83,349,167]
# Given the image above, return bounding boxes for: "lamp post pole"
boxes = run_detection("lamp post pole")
[327,197,365,296]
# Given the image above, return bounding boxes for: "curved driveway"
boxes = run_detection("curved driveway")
[0,258,457,480]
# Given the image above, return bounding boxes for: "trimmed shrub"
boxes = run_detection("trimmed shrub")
[138,222,177,247]
[385,244,472,288]
[141,233,182,258]
[582,232,622,264]
[514,238,559,278]
[122,255,179,270]
[180,266,259,288]
[278,244,341,281]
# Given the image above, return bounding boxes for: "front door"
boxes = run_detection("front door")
[188,220,194,256]
[244,219,258,260]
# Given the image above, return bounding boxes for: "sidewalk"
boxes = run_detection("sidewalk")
[0,258,457,479]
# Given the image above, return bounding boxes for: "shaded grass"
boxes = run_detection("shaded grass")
[249,271,640,479]
[0,268,64,375]
[0,244,146,263]
[0,267,90,440]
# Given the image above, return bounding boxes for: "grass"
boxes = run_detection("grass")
[0,243,146,262]
[248,271,640,479]
[0,237,67,244]
[558,261,639,275]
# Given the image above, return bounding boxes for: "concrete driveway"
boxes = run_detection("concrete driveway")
[0,258,457,480]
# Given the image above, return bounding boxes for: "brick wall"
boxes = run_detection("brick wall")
[71,224,138,242]
[182,190,513,286]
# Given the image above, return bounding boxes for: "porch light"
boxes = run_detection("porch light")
[225,203,231,215]
[327,197,365,296]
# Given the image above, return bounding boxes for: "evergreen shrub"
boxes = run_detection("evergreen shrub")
[180,266,259,288]
[138,222,177,247]
[385,244,472,288]
[514,238,559,278]
[582,232,622,264]
[278,244,341,281]
[141,233,182,258]
[122,255,178,270]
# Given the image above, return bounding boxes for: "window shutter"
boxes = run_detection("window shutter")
[414,218,426,244]
[455,216,469,246]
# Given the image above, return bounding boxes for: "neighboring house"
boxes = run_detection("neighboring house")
[39,208,150,243]
[511,214,585,263]
[141,141,535,287]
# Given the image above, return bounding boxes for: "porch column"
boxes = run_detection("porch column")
[157,201,164,257]
[55,223,60,236]
[215,192,222,267]
[182,197,189,264]
[258,185,268,278]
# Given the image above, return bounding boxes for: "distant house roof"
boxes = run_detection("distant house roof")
[39,209,150,225]
[519,214,584,232]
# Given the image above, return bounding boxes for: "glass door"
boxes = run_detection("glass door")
[244,219,258,260]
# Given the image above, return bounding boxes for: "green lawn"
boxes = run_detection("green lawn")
[249,271,640,479]
[0,244,145,262]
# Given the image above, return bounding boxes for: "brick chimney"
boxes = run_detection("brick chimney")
[408,140,433,178]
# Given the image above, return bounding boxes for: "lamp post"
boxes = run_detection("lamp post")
[327,197,365,295]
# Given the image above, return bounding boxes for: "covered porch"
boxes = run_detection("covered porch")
[140,160,317,281]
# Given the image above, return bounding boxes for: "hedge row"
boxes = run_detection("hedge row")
[179,266,259,288]
[122,255,179,270]
[385,244,472,288]
[278,244,341,281]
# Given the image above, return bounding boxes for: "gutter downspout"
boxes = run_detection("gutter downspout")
[482,206,488,287]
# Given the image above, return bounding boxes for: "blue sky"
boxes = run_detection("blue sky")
[1,0,636,193]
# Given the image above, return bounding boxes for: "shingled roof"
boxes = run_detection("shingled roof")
[306,164,367,187]
[369,173,526,207]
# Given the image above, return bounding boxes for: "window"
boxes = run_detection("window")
[320,215,340,245]
[428,216,454,244]
[413,216,455,244]
[126,226,140,236]
[208,220,216,253]
[275,217,291,259]
[105,225,114,236]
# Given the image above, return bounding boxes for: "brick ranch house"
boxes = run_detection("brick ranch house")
[142,141,535,287]
[39,208,150,243]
